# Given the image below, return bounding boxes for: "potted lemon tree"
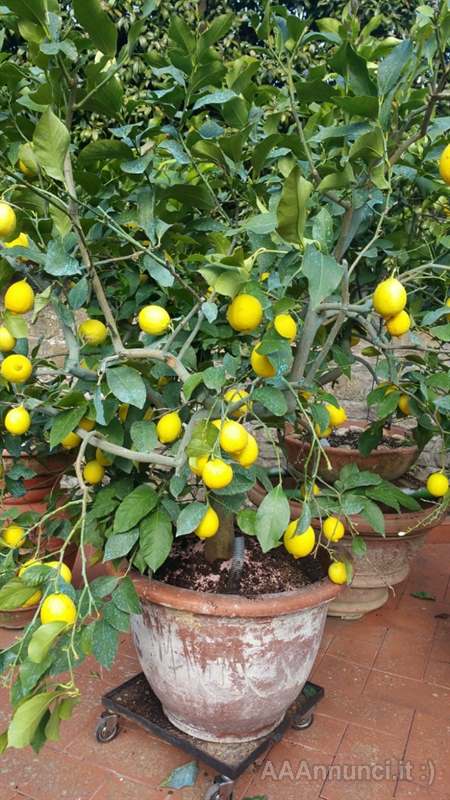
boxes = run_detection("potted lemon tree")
[0,0,449,749]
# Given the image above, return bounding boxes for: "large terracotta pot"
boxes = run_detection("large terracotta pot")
[1,451,73,504]
[126,570,341,743]
[285,420,419,482]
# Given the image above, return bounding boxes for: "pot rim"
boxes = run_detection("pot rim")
[285,419,419,455]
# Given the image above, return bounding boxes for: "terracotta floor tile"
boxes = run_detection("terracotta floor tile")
[0,627,20,650]
[310,654,370,697]
[0,748,105,800]
[395,780,450,799]
[327,625,386,667]
[0,744,40,794]
[284,712,346,755]
[244,740,332,800]
[364,669,450,721]
[403,712,450,797]
[384,596,441,638]
[318,686,414,739]
[90,767,245,800]
[424,659,450,688]
[373,629,431,680]
[429,634,450,662]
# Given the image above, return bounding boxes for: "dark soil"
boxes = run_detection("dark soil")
[155,535,326,598]
[327,428,413,450]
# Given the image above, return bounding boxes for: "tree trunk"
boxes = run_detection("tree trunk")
[204,499,235,562]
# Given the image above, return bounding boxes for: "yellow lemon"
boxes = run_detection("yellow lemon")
[300,482,320,499]
[315,423,332,438]
[4,280,34,314]
[1,354,32,383]
[0,326,16,352]
[373,277,407,318]
[4,232,29,249]
[224,388,251,418]
[274,313,297,340]
[328,561,347,584]
[235,433,259,468]
[202,458,233,490]
[61,431,81,449]
[325,403,347,427]
[426,472,449,497]
[195,506,219,539]
[439,143,450,184]
[260,271,270,282]
[78,319,108,345]
[46,561,72,583]
[283,521,315,558]
[189,455,208,476]
[95,448,113,467]
[22,590,42,608]
[250,344,276,378]
[138,305,171,335]
[2,525,25,548]
[18,159,36,178]
[299,390,312,402]
[446,298,450,322]
[83,460,105,485]
[386,310,411,336]
[322,516,345,542]
[211,419,222,430]
[79,417,95,431]
[156,411,182,444]
[398,394,411,416]
[220,420,248,454]
[40,593,77,625]
[0,202,17,239]
[226,294,263,332]
[4,406,31,435]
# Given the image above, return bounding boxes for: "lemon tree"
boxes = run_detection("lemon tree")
[0,1,448,752]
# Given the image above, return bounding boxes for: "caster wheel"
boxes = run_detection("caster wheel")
[204,776,234,799]
[292,712,314,730]
[95,713,119,743]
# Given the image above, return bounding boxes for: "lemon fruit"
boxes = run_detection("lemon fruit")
[274,313,297,340]
[83,460,105,485]
[323,517,345,542]
[1,354,32,383]
[439,143,450,184]
[315,423,332,438]
[373,277,407,318]
[211,419,222,430]
[398,394,411,416]
[78,319,108,345]
[46,561,72,583]
[0,326,16,352]
[250,344,276,378]
[189,455,208,476]
[95,448,113,467]
[2,525,25,548]
[79,417,95,431]
[328,561,347,584]
[4,232,29,249]
[4,406,31,435]
[195,506,219,539]
[283,521,315,559]
[61,432,81,449]
[224,388,250,418]
[157,411,182,444]
[22,590,42,607]
[202,458,233,490]
[301,482,320,499]
[19,159,36,178]
[260,271,270,282]
[0,202,17,239]
[235,433,259,468]
[40,593,77,625]
[4,280,34,314]
[325,403,347,427]
[220,420,248,454]
[386,310,411,337]
[226,294,263,332]
[426,472,449,497]
[138,305,171,335]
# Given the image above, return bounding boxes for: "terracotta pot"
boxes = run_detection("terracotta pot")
[110,566,341,743]
[1,451,73,504]
[285,420,419,482]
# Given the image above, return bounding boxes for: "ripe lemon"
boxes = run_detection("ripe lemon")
[202,458,233,490]
[4,406,31,435]
[301,482,320,499]
[95,448,112,466]
[439,143,450,184]
[157,411,182,443]
[4,232,29,249]
[61,431,81,449]
[220,420,248,454]
[0,326,16,352]
[211,419,222,430]
[250,344,276,378]
[195,506,219,539]
[328,561,347,585]
[0,202,17,239]
[325,403,347,427]
[46,561,72,583]
[426,472,449,497]
[224,388,251,418]
[83,460,105,485]
[78,319,108,345]
[4,280,34,314]
[398,394,411,416]
[226,294,263,332]
[19,159,36,178]
[22,590,42,607]
[1,354,32,383]
[283,521,315,558]
[260,271,270,282]
[315,423,332,438]
[274,313,297,340]
[323,516,345,542]
[235,433,259,468]
[40,593,77,625]
[373,277,407,318]
[299,390,312,401]
[386,310,411,337]
[189,455,208,476]
[79,417,95,431]
[138,305,171,335]
[2,525,25,548]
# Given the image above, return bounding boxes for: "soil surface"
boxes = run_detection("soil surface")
[327,428,413,450]
[155,535,326,597]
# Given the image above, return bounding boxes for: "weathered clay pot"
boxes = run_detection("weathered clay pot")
[1,451,73,504]
[127,572,341,743]
[285,420,419,482]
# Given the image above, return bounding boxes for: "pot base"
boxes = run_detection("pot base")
[327,586,389,620]
[163,705,285,743]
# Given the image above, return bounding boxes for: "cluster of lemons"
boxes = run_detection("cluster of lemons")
[373,276,410,337]
[283,513,347,584]
[314,402,347,439]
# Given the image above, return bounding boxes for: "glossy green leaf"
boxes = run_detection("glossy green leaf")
[302,245,344,308]
[106,366,146,409]
[140,509,173,571]
[277,166,313,245]
[113,485,159,533]
[33,107,70,182]
[73,0,117,57]
[255,486,290,553]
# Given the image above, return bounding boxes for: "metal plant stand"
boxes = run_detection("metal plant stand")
[95,672,324,800]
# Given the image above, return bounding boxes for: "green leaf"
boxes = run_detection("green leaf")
[318,162,354,191]
[44,240,81,277]
[8,691,58,749]
[378,40,413,95]
[103,601,130,632]
[429,324,450,341]
[176,503,206,537]
[79,140,132,164]
[253,387,288,416]
[106,366,146,409]
[44,705,62,742]
[130,421,158,453]
[237,508,257,536]
[244,213,277,235]
[360,498,385,534]
[49,404,87,449]
[183,373,204,401]
[143,254,174,288]
[302,245,344,308]
[103,530,140,561]
[186,420,218,458]
[91,576,119,599]
[201,14,234,48]
[410,591,436,601]
[73,0,117,57]
[28,622,67,664]
[255,486,290,553]
[33,107,70,182]
[333,96,379,119]
[352,536,367,557]
[203,366,226,392]
[3,310,28,339]
[3,0,47,27]
[312,207,334,251]
[92,619,119,669]
[0,579,39,611]
[113,485,159,533]
[277,166,313,245]
[161,761,199,789]
[192,89,237,111]
[140,509,173,571]
[68,277,89,309]
[113,577,140,614]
